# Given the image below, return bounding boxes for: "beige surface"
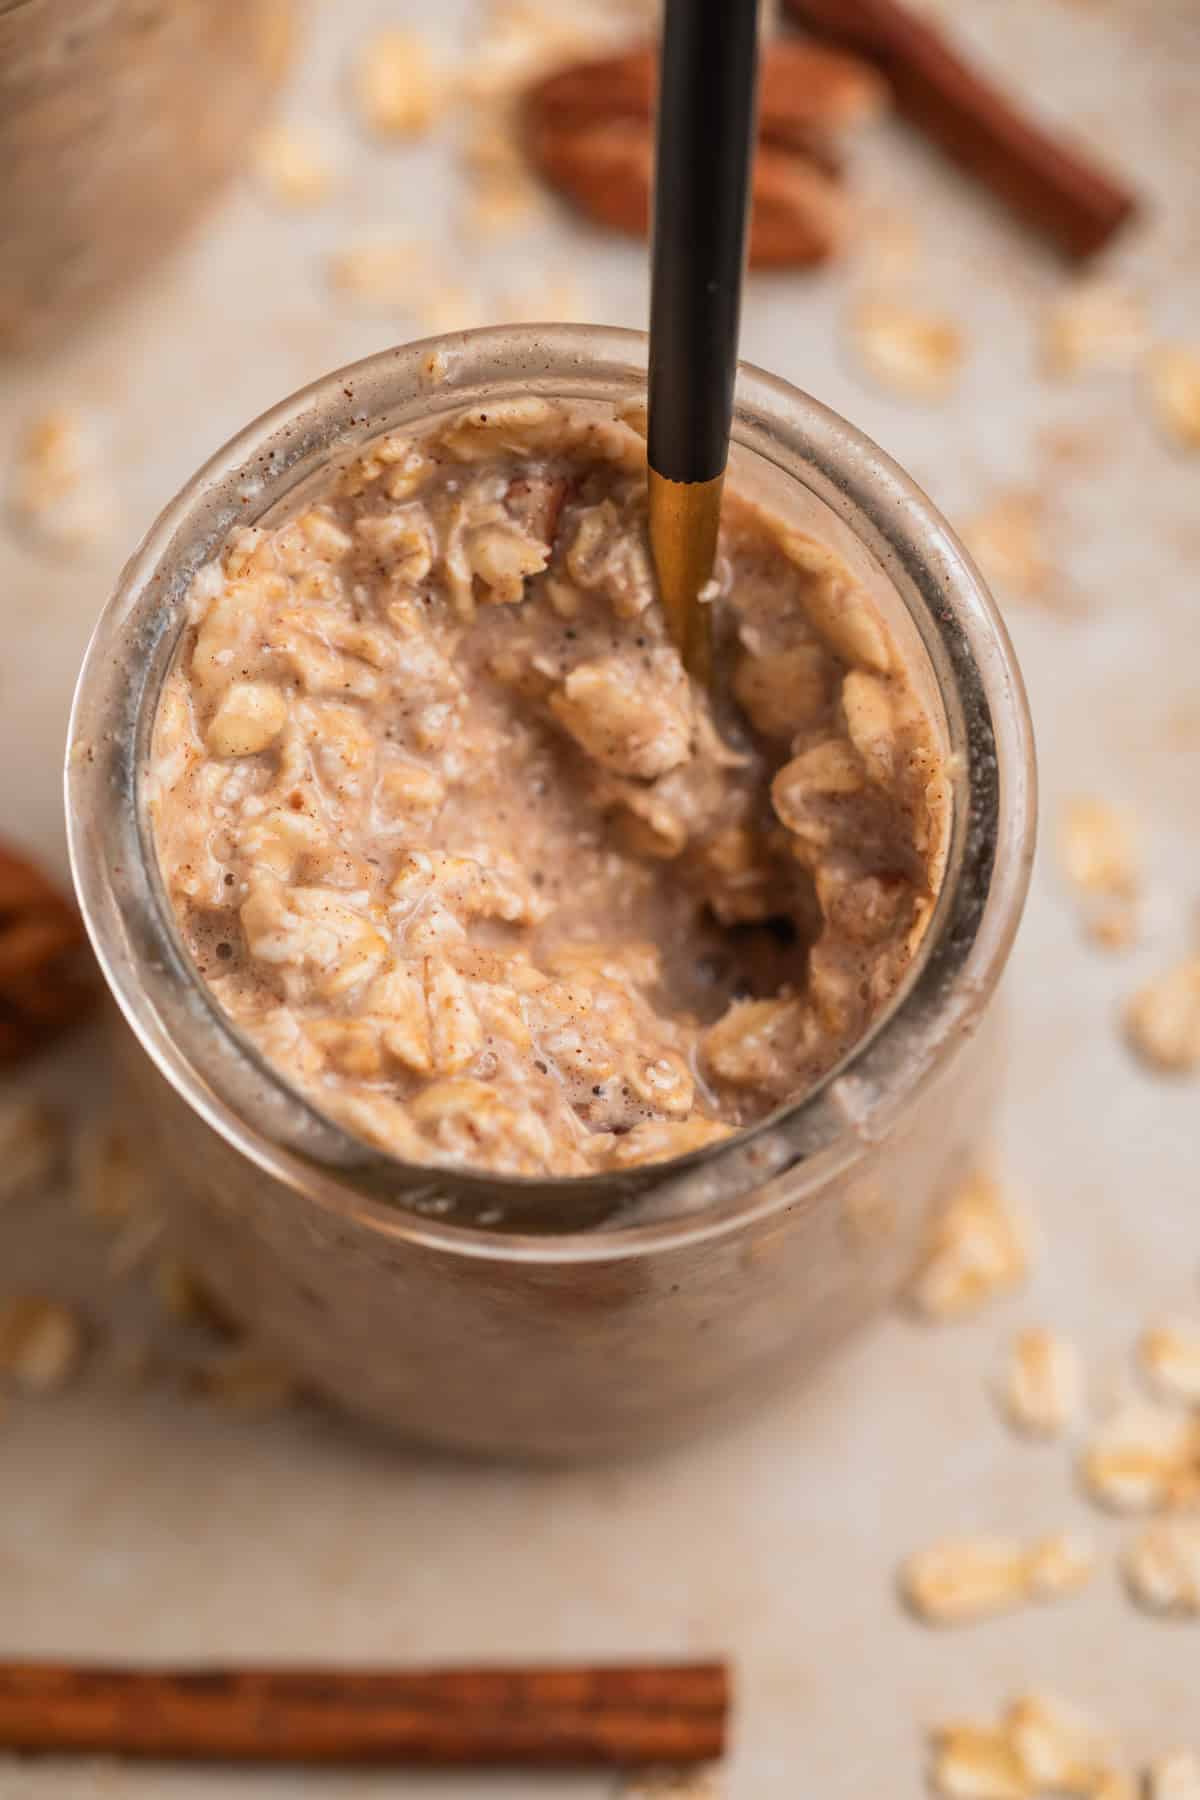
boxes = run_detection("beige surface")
[2,0,1200,1792]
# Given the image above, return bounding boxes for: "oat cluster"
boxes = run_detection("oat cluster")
[902,1151,1200,1791]
[930,1692,1134,1800]
[931,1702,1200,1800]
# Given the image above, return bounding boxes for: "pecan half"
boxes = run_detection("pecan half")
[0,843,96,1066]
[523,41,886,268]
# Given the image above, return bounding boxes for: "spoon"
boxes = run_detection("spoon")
[647,0,761,686]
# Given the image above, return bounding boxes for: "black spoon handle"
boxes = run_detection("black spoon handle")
[648,0,760,488]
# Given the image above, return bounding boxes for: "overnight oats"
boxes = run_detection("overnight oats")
[69,328,1033,1454]
[149,397,947,1182]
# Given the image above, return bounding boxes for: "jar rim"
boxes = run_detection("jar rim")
[66,323,1036,1261]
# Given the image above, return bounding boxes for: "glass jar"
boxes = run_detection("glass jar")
[66,325,1035,1460]
[0,0,293,352]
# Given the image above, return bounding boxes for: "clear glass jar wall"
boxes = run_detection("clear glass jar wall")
[67,326,1036,1458]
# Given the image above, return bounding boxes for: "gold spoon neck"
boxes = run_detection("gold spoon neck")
[647,467,724,687]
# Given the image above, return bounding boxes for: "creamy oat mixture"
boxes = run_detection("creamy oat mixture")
[150,398,945,1177]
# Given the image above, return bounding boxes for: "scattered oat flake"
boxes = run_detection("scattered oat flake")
[253,123,333,208]
[1080,1400,1200,1513]
[907,1169,1031,1322]
[459,0,641,105]
[8,408,116,554]
[463,168,543,238]
[859,205,921,283]
[1146,345,1200,451]
[900,1532,1092,1625]
[1058,799,1138,899]
[1043,284,1148,378]
[417,287,490,335]
[1148,1751,1200,1800]
[1000,1327,1083,1439]
[500,275,589,325]
[928,1723,1031,1800]
[152,1255,228,1331]
[353,29,445,138]
[1004,1692,1121,1796]
[0,1295,86,1393]
[462,105,527,181]
[0,1099,64,1206]
[1125,956,1200,1074]
[191,1344,299,1414]
[961,492,1051,603]
[1024,1531,1096,1601]
[930,1702,1129,1800]
[74,1117,158,1225]
[459,105,545,238]
[849,296,964,400]
[1083,899,1138,953]
[1123,1517,1200,1616]
[1140,1319,1200,1406]
[903,1538,1028,1626]
[328,242,434,312]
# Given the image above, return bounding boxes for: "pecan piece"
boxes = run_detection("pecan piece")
[528,42,884,155]
[0,843,96,1066]
[523,40,886,268]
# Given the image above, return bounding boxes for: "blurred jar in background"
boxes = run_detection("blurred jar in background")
[0,0,294,353]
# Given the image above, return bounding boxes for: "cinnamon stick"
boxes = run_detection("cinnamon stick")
[0,1660,729,1767]
[785,0,1139,260]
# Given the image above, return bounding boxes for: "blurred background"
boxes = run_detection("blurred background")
[1,0,1198,1794]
